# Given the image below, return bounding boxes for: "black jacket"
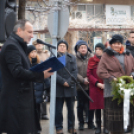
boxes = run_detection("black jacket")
[56,53,77,97]
[0,33,44,134]
[31,59,50,104]
[126,45,134,57]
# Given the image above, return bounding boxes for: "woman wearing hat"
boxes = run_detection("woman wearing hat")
[97,34,134,134]
[27,45,50,134]
[87,43,108,134]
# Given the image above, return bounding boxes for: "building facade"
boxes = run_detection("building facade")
[26,0,134,52]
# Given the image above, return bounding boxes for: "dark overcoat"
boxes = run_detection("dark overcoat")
[0,33,44,134]
[56,53,77,97]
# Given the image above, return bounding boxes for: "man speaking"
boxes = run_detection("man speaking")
[0,19,53,134]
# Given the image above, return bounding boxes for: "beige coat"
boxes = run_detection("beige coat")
[76,51,94,91]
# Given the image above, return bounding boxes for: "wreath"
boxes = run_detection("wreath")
[111,76,134,105]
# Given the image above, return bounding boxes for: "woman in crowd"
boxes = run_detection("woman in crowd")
[27,45,48,134]
[97,34,134,134]
[33,40,50,120]
[27,45,45,104]
[87,43,108,134]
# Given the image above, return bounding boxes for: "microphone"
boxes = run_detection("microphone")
[36,39,56,49]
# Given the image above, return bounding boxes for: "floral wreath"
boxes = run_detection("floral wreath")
[111,76,134,106]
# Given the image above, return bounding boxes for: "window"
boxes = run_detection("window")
[77,5,86,11]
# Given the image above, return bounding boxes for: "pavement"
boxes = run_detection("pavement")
[40,101,105,134]
[40,101,132,134]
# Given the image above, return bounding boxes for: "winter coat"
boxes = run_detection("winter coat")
[0,69,2,92]
[125,40,134,57]
[97,47,134,97]
[30,59,50,104]
[33,75,50,103]
[87,55,104,109]
[56,53,77,97]
[126,45,134,57]
[125,40,131,46]
[76,51,93,91]
[34,82,44,104]
[0,33,44,134]
[0,51,2,92]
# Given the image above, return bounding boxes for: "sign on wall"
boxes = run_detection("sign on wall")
[106,5,131,25]
[94,37,102,50]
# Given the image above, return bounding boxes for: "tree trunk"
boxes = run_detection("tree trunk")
[18,0,26,19]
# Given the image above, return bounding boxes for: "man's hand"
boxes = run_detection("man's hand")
[130,75,133,78]
[113,78,117,81]
[84,77,89,85]
[97,83,104,89]
[63,82,69,87]
[43,68,53,79]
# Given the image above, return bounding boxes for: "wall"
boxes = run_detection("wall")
[71,0,134,5]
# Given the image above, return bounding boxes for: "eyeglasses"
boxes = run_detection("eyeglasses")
[58,45,66,48]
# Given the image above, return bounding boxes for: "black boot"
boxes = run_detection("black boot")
[79,123,84,130]
[95,110,101,134]
[95,121,101,134]
[103,128,109,134]
[88,122,96,129]
[95,127,101,134]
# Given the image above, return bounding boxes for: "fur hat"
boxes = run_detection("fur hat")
[57,40,68,50]
[95,43,105,50]
[74,40,92,53]
[27,45,36,55]
[109,34,124,45]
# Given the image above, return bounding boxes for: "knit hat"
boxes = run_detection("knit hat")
[74,40,92,53]
[27,45,36,55]
[57,40,68,50]
[109,34,124,45]
[95,43,105,50]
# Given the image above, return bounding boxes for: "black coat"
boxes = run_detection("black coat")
[126,45,134,57]
[0,33,44,134]
[31,59,50,104]
[56,53,77,97]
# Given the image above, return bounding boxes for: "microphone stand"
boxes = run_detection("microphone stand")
[48,47,94,102]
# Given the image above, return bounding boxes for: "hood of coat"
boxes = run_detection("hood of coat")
[74,40,92,53]
[125,40,131,46]
[104,46,130,56]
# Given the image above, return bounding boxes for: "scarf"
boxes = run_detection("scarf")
[31,58,37,66]
[88,55,101,70]
[80,52,88,60]
[114,46,125,54]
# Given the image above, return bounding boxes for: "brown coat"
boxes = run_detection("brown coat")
[76,51,93,91]
[97,51,134,79]
[97,48,134,97]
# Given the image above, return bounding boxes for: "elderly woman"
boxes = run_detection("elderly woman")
[97,34,134,134]
[87,43,108,134]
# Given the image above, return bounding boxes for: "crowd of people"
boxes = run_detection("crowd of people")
[0,19,134,134]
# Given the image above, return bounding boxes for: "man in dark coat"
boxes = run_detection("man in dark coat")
[0,19,53,134]
[126,31,134,57]
[55,40,77,134]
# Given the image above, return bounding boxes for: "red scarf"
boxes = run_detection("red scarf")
[88,55,100,70]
